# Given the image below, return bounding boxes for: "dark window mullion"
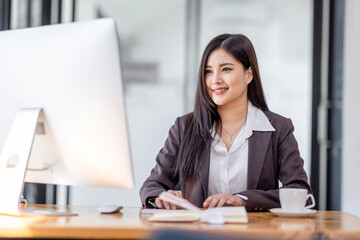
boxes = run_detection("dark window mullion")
[41,0,51,25]
[57,0,62,23]
[0,0,11,31]
[310,0,323,211]
[72,0,76,22]
[327,0,344,211]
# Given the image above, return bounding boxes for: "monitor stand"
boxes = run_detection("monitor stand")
[0,108,76,216]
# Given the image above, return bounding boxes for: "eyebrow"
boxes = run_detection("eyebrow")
[205,62,235,68]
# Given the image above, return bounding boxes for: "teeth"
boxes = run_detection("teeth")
[214,89,226,92]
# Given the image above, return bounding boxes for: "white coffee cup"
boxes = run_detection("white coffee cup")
[279,188,315,213]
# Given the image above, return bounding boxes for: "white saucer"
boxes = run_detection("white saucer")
[270,208,316,218]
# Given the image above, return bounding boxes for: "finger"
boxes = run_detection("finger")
[209,197,220,208]
[203,196,213,208]
[163,200,171,210]
[226,196,241,206]
[165,190,182,209]
[226,197,235,205]
[168,190,182,198]
[155,198,163,209]
[167,190,176,195]
[217,196,228,207]
[170,203,177,210]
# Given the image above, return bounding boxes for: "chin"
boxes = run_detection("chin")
[213,100,227,106]
[211,96,229,106]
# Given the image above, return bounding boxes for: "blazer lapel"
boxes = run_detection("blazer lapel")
[198,138,211,199]
[248,131,272,189]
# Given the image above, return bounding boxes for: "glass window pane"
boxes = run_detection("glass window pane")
[73,0,185,206]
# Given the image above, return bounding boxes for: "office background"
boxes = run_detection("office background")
[0,0,358,217]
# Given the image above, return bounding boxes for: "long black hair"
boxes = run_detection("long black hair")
[175,34,268,196]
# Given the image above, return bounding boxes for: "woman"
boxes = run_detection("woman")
[140,34,312,212]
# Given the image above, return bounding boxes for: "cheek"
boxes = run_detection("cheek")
[229,79,247,94]
[205,77,212,88]
[205,79,212,92]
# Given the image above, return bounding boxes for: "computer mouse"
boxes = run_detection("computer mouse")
[97,204,123,214]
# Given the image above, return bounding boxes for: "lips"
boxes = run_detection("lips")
[212,88,228,95]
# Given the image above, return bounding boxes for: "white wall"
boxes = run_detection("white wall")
[342,0,360,217]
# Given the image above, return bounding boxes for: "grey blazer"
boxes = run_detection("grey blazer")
[139,111,312,212]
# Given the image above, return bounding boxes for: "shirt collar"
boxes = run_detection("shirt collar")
[246,101,275,132]
[210,101,275,140]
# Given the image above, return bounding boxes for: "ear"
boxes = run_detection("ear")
[246,67,253,84]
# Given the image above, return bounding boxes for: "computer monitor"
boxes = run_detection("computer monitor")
[0,18,134,216]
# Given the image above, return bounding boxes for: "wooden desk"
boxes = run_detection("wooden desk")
[0,205,359,239]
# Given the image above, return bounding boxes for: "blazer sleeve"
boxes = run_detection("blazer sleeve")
[239,118,312,211]
[139,117,182,206]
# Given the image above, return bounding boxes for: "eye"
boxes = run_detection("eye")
[222,67,232,72]
[204,69,212,75]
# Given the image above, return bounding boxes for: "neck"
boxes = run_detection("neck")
[217,99,248,125]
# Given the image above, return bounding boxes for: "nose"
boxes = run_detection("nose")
[212,72,223,85]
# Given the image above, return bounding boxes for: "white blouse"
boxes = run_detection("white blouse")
[208,101,275,198]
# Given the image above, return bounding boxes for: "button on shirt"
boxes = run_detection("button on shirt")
[208,101,275,197]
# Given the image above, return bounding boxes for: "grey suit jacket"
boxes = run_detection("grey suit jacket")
[139,111,312,212]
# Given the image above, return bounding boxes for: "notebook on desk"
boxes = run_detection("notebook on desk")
[143,192,248,224]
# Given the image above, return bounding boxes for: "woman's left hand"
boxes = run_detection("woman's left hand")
[203,193,246,208]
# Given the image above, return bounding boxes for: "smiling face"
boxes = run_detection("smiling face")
[205,48,253,109]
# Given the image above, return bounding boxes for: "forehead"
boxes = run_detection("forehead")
[206,48,239,66]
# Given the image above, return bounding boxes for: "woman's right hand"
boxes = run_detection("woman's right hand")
[155,190,183,209]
